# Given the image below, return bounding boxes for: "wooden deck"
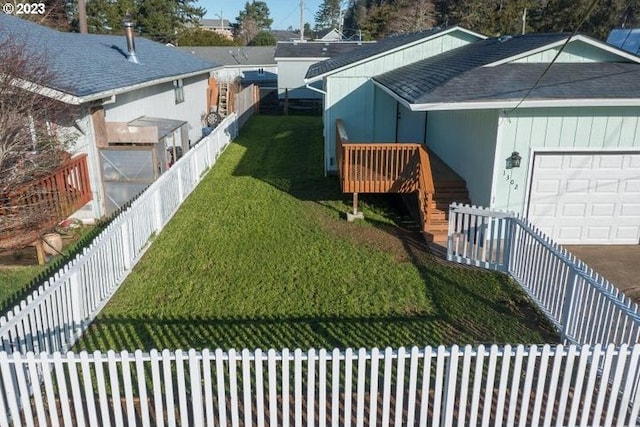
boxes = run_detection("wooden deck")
[0,154,92,249]
[335,120,469,242]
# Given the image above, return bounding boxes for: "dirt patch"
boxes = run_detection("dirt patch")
[310,203,429,264]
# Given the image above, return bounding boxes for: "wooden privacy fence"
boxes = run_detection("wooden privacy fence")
[447,203,640,347]
[2,344,640,427]
[0,114,238,356]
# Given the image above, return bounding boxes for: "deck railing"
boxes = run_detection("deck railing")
[0,154,92,248]
[335,119,434,230]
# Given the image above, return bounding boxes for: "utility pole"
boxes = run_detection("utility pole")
[522,8,527,35]
[78,0,88,33]
[300,0,305,41]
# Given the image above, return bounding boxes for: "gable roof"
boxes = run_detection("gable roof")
[199,18,232,29]
[304,26,486,81]
[272,30,306,42]
[373,32,640,110]
[0,15,220,104]
[388,63,640,109]
[274,41,374,60]
[178,46,276,65]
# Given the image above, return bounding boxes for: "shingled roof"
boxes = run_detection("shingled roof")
[179,46,276,65]
[373,32,640,108]
[0,15,220,103]
[274,41,373,60]
[305,26,483,80]
[403,63,640,106]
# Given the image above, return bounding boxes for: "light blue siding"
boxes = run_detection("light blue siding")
[426,109,499,207]
[277,58,326,99]
[323,30,481,173]
[511,40,628,63]
[373,86,397,142]
[494,107,640,213]
[397,104,426,143]
[324,77,373,172]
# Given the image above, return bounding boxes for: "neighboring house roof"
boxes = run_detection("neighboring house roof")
[179,46,276,65]
[607,28,640,55]
[315,28,342,41]
[305,26,486,81]
[0,15,220,104]
[274,41,375,60]
[373,32,640,110]
[272,30,306,42]
[199,18,232,29]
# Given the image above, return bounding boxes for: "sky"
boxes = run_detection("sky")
[201,0,323,30]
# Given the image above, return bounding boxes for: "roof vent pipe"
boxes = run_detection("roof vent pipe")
[123,12,140,64]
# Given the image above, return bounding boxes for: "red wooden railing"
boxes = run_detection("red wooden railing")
[335,119,435,230]
[0,154,92,248]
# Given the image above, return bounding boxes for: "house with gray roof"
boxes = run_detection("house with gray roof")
[303,26,486,173]
[180,46,277,88]
[275,40,376,100]
[198,18,233,39]
[0,15,221,219]
[332,30,640,244]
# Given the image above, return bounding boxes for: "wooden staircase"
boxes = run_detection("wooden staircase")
[335,119,470,243]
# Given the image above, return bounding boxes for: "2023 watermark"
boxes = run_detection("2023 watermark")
[2,2,46,15]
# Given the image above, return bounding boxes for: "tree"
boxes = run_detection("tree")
[249,30,277,45]
[137,0,205,43]
[70,0,205,43]
[176,29,238,46]
[0,36,78,248]
[386,0,436,34]
[315,0,343,31]
[236,1,273,31]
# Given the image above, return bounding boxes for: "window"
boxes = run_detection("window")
[257,67,265,76]
[173,79,184,104]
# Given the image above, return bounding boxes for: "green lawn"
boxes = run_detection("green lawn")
[75,115,557,352]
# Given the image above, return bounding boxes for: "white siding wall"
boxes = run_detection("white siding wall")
[426,109,499,207]
[324,31,480,173]
[494,106,640,213]
[277,58,326,99]
[105,74,209,144]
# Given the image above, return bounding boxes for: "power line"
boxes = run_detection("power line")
[507,0,599,114]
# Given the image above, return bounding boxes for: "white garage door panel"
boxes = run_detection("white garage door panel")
[528,153,640,244]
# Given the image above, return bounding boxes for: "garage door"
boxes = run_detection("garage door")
[527,152,640,244]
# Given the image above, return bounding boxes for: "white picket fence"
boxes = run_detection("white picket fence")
[446,203,640,347]
[2,344,640,426]
[2,127,640,424]
[0,114,239,356]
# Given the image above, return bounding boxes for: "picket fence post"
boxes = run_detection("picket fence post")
[560,267,579,344]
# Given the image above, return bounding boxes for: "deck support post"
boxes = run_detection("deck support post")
[347,192,364,222]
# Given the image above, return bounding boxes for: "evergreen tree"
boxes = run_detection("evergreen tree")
[176,29,238,46]
[315,0,343,31]
[236,1,273,31]
[250,31,277,45]
[137,0,205,43]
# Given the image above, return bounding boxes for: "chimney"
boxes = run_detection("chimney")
[123,12,140,64]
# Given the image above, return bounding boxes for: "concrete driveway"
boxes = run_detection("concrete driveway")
[564,245,640,304]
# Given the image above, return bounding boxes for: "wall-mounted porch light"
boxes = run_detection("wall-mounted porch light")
[506,151,522,169]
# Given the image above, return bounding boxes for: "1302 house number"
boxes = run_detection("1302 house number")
[503,170,519,190]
